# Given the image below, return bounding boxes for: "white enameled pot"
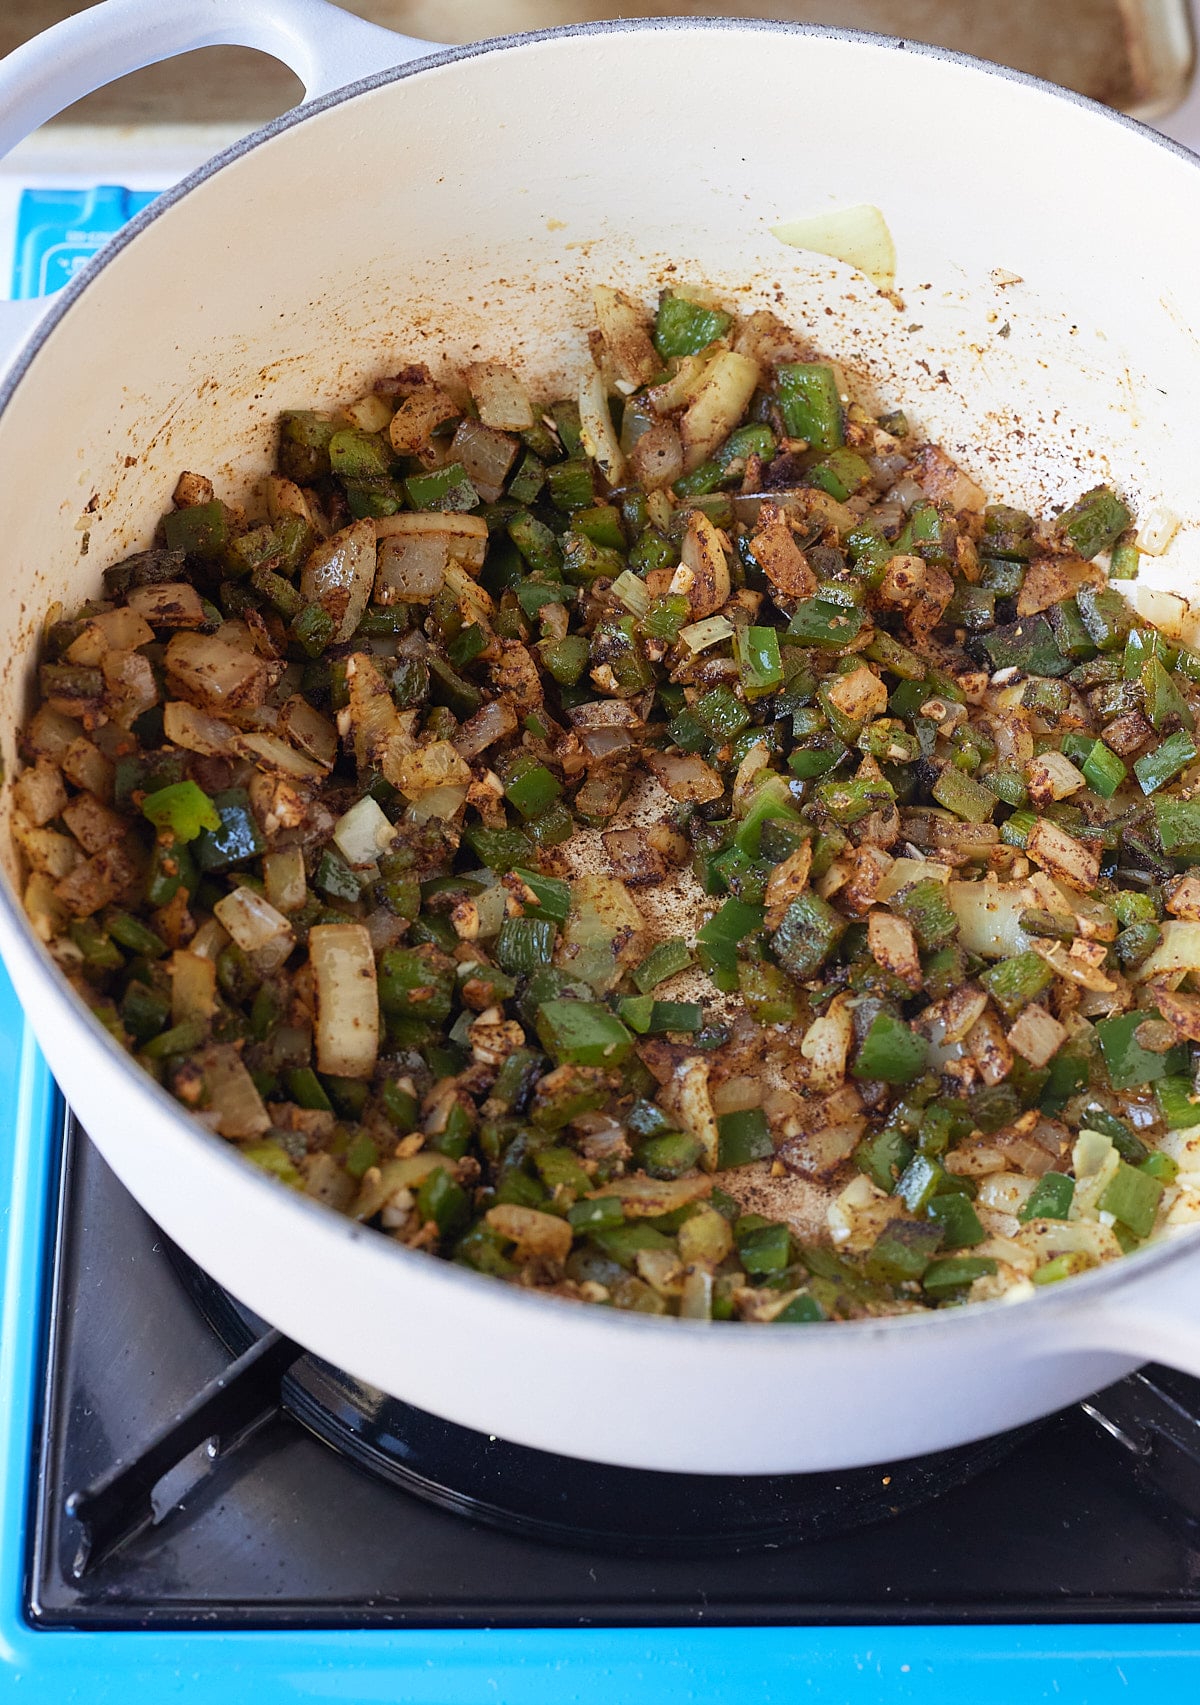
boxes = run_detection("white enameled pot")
[1,0,1200,1476]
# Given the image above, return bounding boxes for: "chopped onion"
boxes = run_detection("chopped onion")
[170,949,217,1026]
[885,475,924,514]
[454,698,519,760]
[25,706,82,761]
[450,417,517,502]
[196,1043,270,1140]
[947,880,1032,958]
[309,922,379,1079]
[23,873,66,943]
[213,885,296,974]
[341,391,393,434]
[394,740,472,802]
[1137,504,1180,556]
[1026,750,1085,805]
[593,284,659,393]
[126,581,208,629]
[162,695,240,757]
[263,846,307,913]
[678,510,732,621]
[164,624,274,713]
[579,725,633,763]
[597,1169,713,1215]
[710,1075,763,1117]
[443,560,495,629]
[1134,920,1200,981]
[611,569,650,617]
[472,882,509,940]
[679,615,734,654]
[578,360,624,485]
[234,730,326,780]
[300,518,377,642]
[465,361,535,431]
[406,782,469,823]
[333,795,396,870]
[65,605,154,666]
[374,510,488,571]
[876,856,951,901]
[278,694,338,769]
[189,917,229,961]
[779,1119,865,1180]
[644,749,724,804]
[679,349,760,474]
[486,1204,573,1261]
[801,996,854,1092]
[568,700,643,730]
[375,532,446,604]
[771,203,897,289]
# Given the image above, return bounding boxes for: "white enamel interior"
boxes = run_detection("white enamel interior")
[2,21,1200,1474]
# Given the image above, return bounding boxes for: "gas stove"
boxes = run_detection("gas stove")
[7,36,1200,1704]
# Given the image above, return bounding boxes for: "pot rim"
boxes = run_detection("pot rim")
[1,11,1198,1356]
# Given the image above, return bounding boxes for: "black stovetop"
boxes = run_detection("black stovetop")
[26,1109,1200,1629]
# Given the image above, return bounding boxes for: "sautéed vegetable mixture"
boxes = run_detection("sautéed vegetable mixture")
[14,282,1200,1323]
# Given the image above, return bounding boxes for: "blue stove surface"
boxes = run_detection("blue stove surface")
[2,964,1200,1699]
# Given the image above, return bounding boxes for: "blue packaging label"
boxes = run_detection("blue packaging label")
[11,183,160,300]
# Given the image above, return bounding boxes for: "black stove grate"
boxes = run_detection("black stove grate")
[26,1110,1200,1630]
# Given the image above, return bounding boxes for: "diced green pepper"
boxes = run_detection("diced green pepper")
[1019,1171,1075,1222]
[1056,485,1132,560]
[736,1218,792,1276]
[633,937,694,993]
[854,1011,928,1084]
[927,1192,985,1248]
[378,944,455,1024]
[1134,729,1197,795]
[770,892,845,981]
[1098,1159,1163,1239]
[107,911,168,958]
[737,625,784,699]
[892,879,959,951]
[568,1196,624,1233]
[192,789,265,872]
[639,1132,704,1179]
[1154,1075,1200,1129]
[980,951,1055,1018]
[865,1219,944,1284]
[1080,739,1127,798]
[717,1107,773,1170]
[405,462,478,512]
[653,293,731,358]
[776,363,844,451]
[1096,1010,1187,1090]
[1154,794,1200,856]
[896,1152,947,1213]
[495,915,557,975]
[536,1000,634,1067]
[1076,1101,1147,1164]
[162,499,228,558]
[787,598,863,648]
[140,779,220,843]
[977,614,1071,678]
[416,1166,470,1236]
[931,766,997,824]
[922,1256,997,1297]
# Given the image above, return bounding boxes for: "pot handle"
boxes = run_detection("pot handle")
[0,0,434,164]
[0,0,441,378]
[1069,1239,1200,1379]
